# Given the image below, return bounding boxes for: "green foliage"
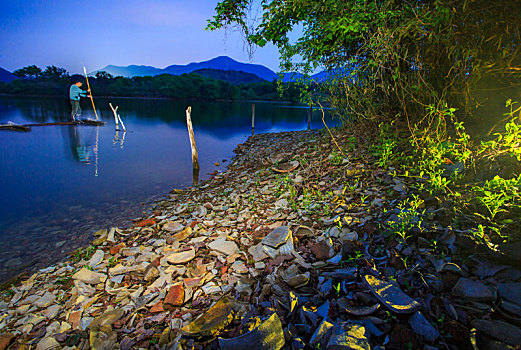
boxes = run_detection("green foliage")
[386,195,425,243]
[13,65,42,78]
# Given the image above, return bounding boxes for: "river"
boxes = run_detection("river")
[0,96,336,282]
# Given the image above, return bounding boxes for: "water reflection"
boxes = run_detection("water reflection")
[113,130,126,149]
[61,125,100,176]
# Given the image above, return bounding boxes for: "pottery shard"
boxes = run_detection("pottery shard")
[0,333,14,350]
[167,248,196,264]
[181,298,234,336]
[208,239,239,256]
[452,278,495,302]
[248,244,269,262]
[87,249,104,268]
[73,268,106,285]
[408,311,440,343]
[326,324,371,350]
[33,292,56,308]
[35,337,61,350]
[498,282,521,306]
[88,309,125,330]
[262,226,291,248]
[311,239,334,260]
[163,221,184,233]
[471,319,521,347]
[364,275,420,314]
[218,313,285,350]
[165,285,185,307]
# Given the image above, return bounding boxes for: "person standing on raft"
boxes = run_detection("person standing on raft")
[69,80,91,121]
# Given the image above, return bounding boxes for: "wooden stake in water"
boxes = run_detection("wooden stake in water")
[83,67,99,121]
[186,106,199,171]
[251,103,255,136]
[109,103,119,130]
[110,103,126,131]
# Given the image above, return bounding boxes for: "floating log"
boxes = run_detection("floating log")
[0,123,31,132]
[0,119,105,132]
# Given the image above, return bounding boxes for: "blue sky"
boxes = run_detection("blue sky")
[0,0,281,74]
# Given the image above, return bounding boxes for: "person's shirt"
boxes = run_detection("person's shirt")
[69,85,86,101]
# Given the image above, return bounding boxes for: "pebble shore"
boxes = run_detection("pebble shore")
[0,128,520,349]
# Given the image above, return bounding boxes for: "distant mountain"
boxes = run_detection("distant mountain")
[93,56,278,81]
[92,56,339,83]
[191,69,265,84]
[0,67,16,82]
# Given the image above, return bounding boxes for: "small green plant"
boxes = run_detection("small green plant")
[386,195,425,243]
[329,151,343,166]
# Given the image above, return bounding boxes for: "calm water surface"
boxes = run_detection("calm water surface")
[0,96,335,281]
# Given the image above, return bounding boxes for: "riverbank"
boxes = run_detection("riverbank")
[0,128,520,349]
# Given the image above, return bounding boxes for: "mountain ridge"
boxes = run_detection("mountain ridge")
[0,67,17,83]
[92,56,331,82]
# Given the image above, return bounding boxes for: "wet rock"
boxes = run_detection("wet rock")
[471,319,521,346]
[364,275,420,314]
[218,313,285,350]
[181,298,234,336]
[262,226,291,249]
[167,248,196,264]
[326,324,370,350]
[408,311,440,342]
[208,239,239,256]
[452,278,495,302]
[72,268,106,284]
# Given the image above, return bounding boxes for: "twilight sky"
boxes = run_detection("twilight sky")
[0,0,281,74]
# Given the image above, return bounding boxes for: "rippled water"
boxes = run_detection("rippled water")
[0,96,336,282]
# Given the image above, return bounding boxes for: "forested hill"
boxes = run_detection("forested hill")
[192,69,265,84]
[0,71,305,102]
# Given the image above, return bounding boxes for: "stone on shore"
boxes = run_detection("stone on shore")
[167,248,196,264]
[72,268,106,285]
[452,278,495,302]
[208,239,239,256]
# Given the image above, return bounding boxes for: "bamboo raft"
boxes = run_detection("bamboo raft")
[0,119,105,132]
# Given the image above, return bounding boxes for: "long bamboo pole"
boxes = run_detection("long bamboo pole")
[83,67,99,121]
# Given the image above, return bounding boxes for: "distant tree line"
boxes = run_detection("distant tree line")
[0,65,305,102]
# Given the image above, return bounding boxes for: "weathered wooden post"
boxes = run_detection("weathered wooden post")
[109,103,119,130]
[186,106,199,184]
[307,105,312,130]
[251,103,255,136]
